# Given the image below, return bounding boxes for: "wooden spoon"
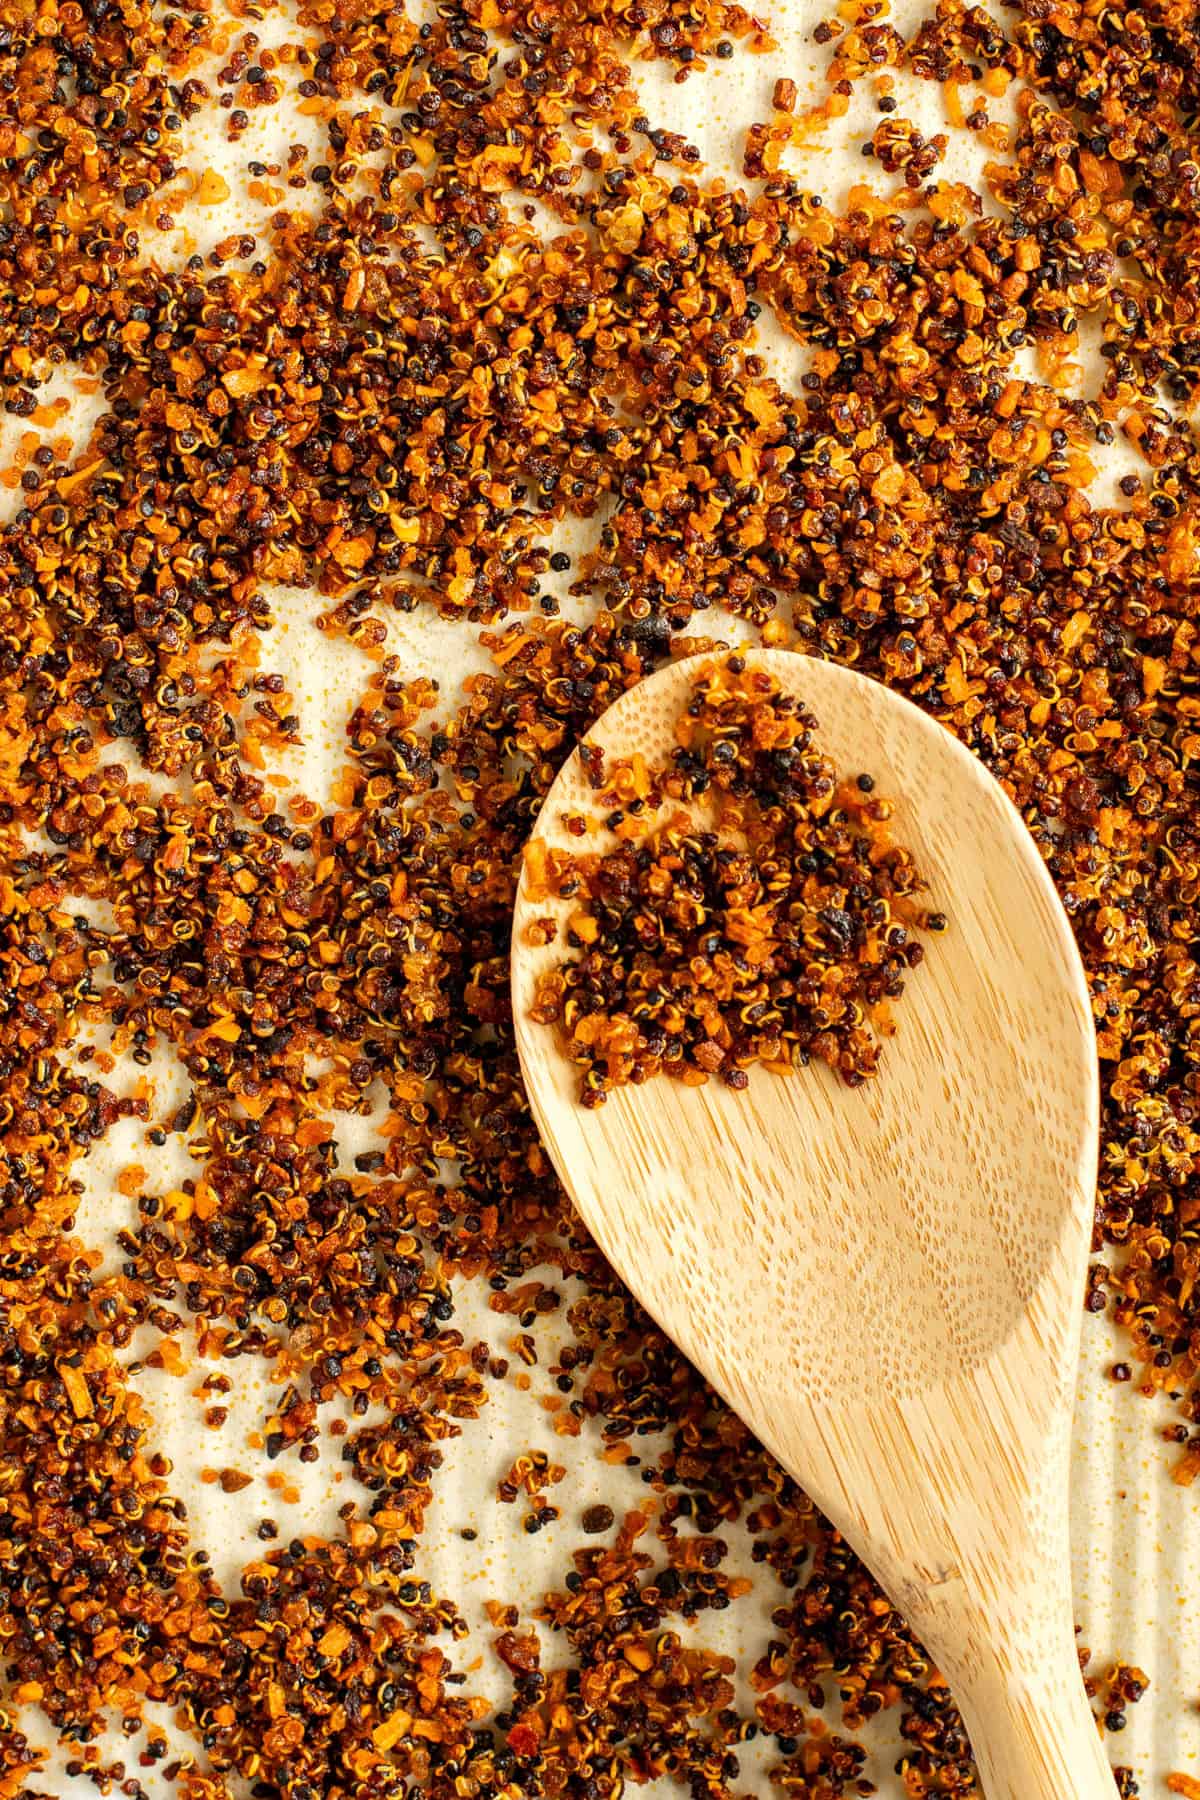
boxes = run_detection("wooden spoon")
[512,648,1112,1799]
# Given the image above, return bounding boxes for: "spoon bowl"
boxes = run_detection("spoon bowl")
[512,648,1112,1799]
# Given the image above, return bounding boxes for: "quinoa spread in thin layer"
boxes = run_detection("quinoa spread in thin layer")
[0,0,1196,1785]
[527,655,940,1101]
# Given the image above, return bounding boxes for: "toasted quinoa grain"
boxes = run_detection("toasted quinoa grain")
[0,0,1189,1785]
[529,656,937,1101]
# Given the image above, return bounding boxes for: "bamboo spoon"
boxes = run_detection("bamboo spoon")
[511,648,1113,1800]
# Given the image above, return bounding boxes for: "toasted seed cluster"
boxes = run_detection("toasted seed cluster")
[0,0,1194,1782]
[528,655,938,1100]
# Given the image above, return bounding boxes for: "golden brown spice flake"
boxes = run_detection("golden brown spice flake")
[0,0,1193,1782]
[530,656,939,1101]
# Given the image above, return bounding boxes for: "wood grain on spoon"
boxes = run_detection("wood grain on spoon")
[512,648,1113,1800]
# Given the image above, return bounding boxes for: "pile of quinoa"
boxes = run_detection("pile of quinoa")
[526,654,940,1101]
[3,0,1200,1786]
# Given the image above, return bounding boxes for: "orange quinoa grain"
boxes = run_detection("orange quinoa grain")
[0,0,1185,1784]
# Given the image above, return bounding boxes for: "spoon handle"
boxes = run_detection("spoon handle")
[887,1534,1117,1800]
[954,1659,1117,1800]
[957,1677,1115,1792]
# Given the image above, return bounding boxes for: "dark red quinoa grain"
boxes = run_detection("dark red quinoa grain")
[0,0,1188,1786]
[529,656,937,1100]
